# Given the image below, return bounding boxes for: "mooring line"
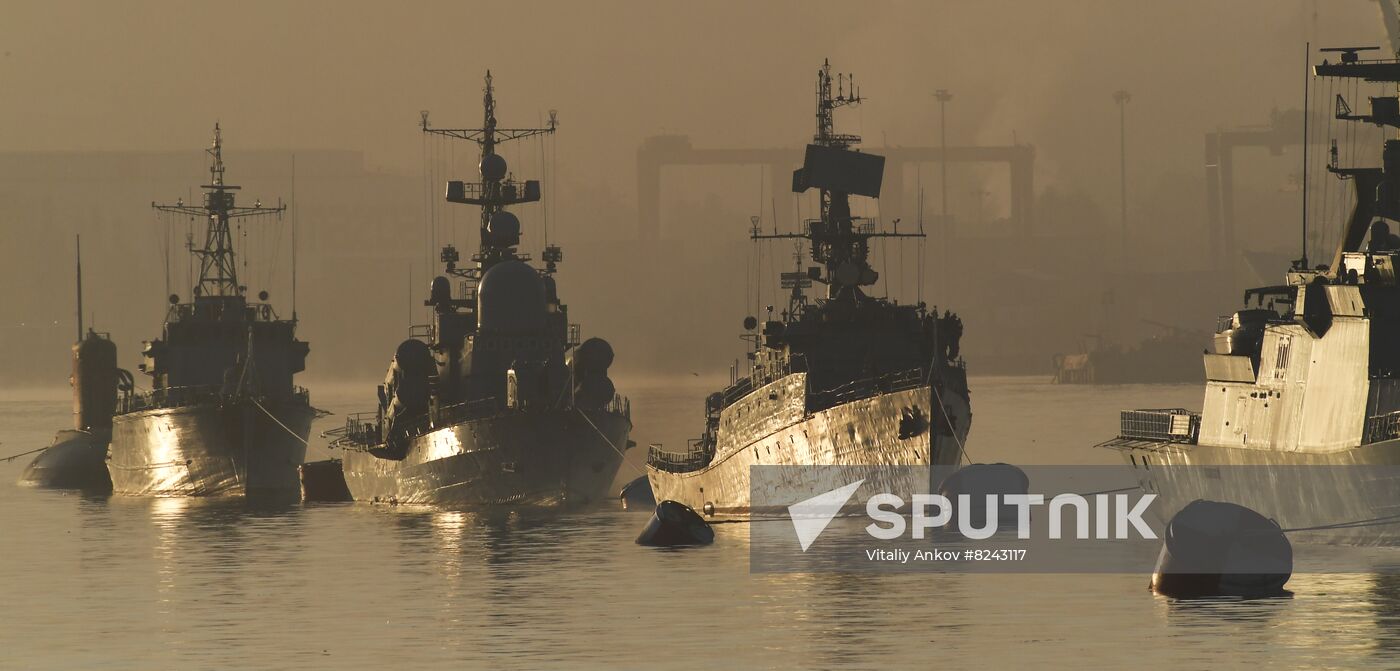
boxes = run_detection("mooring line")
[576,409,643,477]
[252,399,310,447]
[0,446,49,463]
[1278,512,1400,534]
[1075,486,1140,497]
[929,380,970,465]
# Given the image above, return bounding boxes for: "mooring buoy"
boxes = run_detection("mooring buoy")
[300,458,353,502]
[938,462,1030,528]
[619,475,655,511]
[636,500,715,547]
[1150,499,1292,598]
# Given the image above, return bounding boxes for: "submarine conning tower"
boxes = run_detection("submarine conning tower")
[72,329,125,432]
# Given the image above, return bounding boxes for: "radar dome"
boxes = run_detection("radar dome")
[429,275,452,308]
[480,153,508,181]
[477,260,546,333]
[488,211,521,241]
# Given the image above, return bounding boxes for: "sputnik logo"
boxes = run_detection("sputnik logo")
[788,479,864,551]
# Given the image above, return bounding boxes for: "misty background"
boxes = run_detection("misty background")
[0,0,1389,394]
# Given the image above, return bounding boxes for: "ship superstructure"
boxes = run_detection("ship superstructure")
[1102,48,1400,542]
[106,125,313,496]
[646,60,972,516]
[330,72,632,506]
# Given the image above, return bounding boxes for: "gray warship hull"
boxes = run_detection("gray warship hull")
[1107,438,1400,545]
[18,429,112,491]
[107,400,313,497]
[340,409,631,506]
[648,378,971,516]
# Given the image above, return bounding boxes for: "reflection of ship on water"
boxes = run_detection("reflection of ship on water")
[1052,319,1208,384]
[330,72,632,507]
[105,125,314,497]
[646,60,971,516]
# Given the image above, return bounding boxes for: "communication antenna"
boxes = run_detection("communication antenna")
[292,153,298,321]
[75,235,83,341]
[1300,42,1310,269]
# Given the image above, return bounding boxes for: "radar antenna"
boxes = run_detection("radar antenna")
[422,71,558,278]
[753,59,922,305]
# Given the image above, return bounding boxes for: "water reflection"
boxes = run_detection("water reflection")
[19,378,1400,668]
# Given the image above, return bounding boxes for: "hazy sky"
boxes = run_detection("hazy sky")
[0,0,1391,382]
[1,1,1383,194]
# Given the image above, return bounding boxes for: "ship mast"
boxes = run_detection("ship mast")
[812,58,864,226]
[152,124,285,300]
[754,59,922,304]
[1311,47,1400,276]
[422,72,558,278]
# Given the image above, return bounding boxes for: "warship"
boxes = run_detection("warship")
[328,72,632,506]
[17,238,124,492]
[105,125,314,497]
[645,60,972,516]
[1101,47,1400,543]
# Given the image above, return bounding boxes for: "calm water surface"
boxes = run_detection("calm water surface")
[4,377,1400,669]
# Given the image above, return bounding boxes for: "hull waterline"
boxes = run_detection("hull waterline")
[107,400,312,497]
[340,409,632,507]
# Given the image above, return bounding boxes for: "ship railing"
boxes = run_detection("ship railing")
[1365,410,1400,444]
[164,300,284,324]
[116,385,225,413]
[721,378,756,407]
[604,394,631,419]
[1118,408,1199,443]
[117,383,312,414]
[806,367,928,412]
[433,397,501,429]
[326,411,383,449]
[720,358,796,407]
[647,436,715,473]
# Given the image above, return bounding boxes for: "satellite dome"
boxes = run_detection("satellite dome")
[477,260,546,333]
[480,153,508,181]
